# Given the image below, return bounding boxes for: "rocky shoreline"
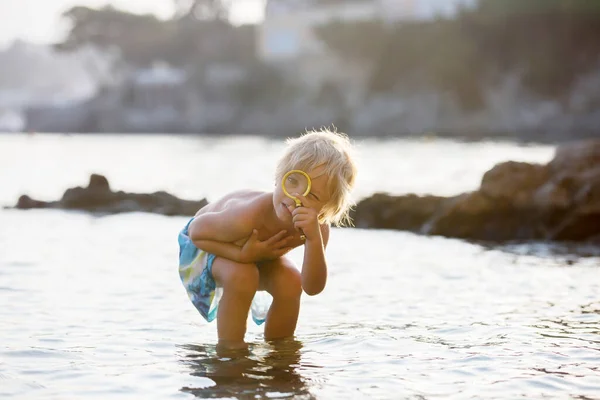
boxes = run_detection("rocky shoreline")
[10,174,207,217]
[352,140,600,243]
[8,140,600,243]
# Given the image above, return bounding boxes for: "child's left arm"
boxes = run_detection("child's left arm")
[291,195,330,296]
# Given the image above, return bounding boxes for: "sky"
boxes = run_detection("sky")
[0,0,265,48]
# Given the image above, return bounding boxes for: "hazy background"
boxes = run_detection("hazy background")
[0,0,262,46]
[2,0,599,141]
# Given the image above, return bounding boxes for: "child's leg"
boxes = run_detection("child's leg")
[211,258,259,347]
[258,257,303,340]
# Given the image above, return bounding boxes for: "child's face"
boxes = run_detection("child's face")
[274,165,331,223]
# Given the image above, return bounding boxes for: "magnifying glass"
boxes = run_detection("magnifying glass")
[281,170,312,241]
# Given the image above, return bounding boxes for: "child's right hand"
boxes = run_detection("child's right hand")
[240,229,293,263]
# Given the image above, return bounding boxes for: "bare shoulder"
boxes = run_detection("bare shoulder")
[195,190,272,223]
[226,191,272,215]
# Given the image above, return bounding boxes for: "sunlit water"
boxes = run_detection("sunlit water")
[1,133,599,399]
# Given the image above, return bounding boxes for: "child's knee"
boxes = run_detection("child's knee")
[223,263,259,297]
[273,266,302,300]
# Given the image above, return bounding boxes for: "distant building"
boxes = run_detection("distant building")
[259,0,380,64]
[258,0,473,102]
[127,63,187,110]
[119,63,189,131]
[259,0,472,62]
[0,108,25,132]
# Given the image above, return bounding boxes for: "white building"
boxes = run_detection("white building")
[258,0,473,97]
[259,0,472,62]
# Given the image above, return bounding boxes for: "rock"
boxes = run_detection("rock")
[352,140,600,243]
[15,195,48,209]
[426,192,549,241]
[89,173,110,191]
[532,179,572,210]
[351,193,446,232]
[548,140,600,174]
[9,174,208,216]
[480,161,549,208]
[545,165,600,241]
[550,204,600,242]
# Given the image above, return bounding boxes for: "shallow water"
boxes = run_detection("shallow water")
[1,133,599,399]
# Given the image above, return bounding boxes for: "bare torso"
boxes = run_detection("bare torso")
[195,190,307,250]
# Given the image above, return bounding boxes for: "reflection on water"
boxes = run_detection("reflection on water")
[179,339,315,399]
[494,241,600,259]
[534,302,600,348]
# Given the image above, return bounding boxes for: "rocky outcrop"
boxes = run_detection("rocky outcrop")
[352,140,600,243]
[9,140,600,243]
[11,174,207,216]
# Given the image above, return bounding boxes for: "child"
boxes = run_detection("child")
[178,129,357,348]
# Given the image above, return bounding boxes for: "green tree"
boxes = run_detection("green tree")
[314,20,388,62]
[55,6,179,67]
[466,0,600,99]
[315,0,600,109]
[55,4,256,71]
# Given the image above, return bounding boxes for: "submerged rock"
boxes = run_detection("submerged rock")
[10,174,207,216]
[352,140,600,243]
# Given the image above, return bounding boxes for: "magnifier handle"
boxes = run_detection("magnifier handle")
[294,200,306,241]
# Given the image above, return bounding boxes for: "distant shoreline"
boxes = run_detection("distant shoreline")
[1,129,592,146]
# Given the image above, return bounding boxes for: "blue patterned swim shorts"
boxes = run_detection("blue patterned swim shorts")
[177,218,271,325]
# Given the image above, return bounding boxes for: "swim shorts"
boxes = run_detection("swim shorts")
[178,218,271,325]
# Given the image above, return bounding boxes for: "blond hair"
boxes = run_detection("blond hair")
[275,128,358,226]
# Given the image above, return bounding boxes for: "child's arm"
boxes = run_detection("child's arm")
[193,230,292,264]
[191,238,247,263]
[290,195,330,296]
[189,203,292,263]
[301,224,329,295]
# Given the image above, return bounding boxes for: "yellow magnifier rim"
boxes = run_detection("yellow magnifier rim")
[281,169,312,206]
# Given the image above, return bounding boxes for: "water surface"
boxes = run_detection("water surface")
[1,134,598,399]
